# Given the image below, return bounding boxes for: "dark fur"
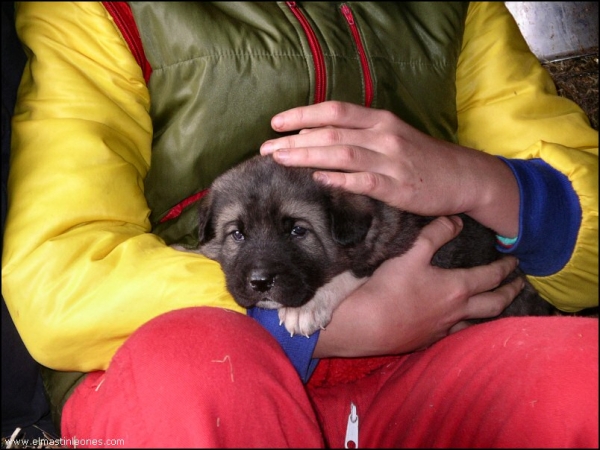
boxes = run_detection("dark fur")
[179,155,554,334]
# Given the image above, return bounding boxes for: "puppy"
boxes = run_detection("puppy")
[175,155,554,336]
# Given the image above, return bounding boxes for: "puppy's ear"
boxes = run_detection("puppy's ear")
[329,192,373,246]
[197,194,215,245]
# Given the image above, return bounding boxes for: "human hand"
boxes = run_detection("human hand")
[313,215,524,358]
[261,101,519,237]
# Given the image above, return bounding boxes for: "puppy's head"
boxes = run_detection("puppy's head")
[195,155,375,309]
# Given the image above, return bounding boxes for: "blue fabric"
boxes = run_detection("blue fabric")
[248,307,320,383]
[496,157,582,276]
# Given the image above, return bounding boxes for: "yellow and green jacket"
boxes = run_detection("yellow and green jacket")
[3,0,598,404]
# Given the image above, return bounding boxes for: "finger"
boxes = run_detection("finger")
[457,255,520,295]
[270,101,383,132]
[261,127,379,158]
[262,127,358,154]
[314,170,382,190]
[313,170,400,205]
[448,320,473,335]
[409,216,464,259]
[463,275,525,320]
[269,144,383,171]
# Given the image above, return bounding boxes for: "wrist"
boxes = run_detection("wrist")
[463,152,520,237]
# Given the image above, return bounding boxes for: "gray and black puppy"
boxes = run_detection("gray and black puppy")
[175,154,554,336]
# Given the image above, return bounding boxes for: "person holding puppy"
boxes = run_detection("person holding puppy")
[3,2,597,448]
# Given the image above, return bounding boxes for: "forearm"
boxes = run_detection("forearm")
[313,286,417,358]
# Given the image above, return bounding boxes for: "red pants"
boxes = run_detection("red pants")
[62,307,598,448]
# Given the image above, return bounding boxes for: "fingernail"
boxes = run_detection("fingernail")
[272,115,284,130]
[261,141,273,154]
[449,215,463,227]
[273,149,289,162]
[313,172,330,185]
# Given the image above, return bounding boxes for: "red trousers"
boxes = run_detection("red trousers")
[62,307,598,448]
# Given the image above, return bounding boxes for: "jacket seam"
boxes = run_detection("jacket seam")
[102,1,152,84]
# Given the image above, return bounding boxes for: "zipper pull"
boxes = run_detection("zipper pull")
[341,4,355,25]
[345,402,359,448]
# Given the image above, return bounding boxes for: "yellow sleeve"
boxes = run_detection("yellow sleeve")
[456,2,598,311]
[2,2,243,372]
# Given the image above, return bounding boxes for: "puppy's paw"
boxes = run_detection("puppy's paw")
[278,271,367,337]
[279,303,333,337]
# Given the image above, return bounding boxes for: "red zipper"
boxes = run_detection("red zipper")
[286,2,327,104]
[102,2,152,84]
[340,4,373,107]
[159,189,209,223]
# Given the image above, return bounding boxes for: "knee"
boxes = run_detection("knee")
[116,306,284,370]
[63,307,319,447]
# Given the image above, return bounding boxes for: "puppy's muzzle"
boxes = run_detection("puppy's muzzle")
[249,269,276,292]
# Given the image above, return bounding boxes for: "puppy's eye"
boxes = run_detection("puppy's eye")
[291,226,308,238]
[230,230,245,242]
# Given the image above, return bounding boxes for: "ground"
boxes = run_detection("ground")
[543,50,599,131]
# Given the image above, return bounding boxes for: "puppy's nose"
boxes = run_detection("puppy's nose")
[249,270,275,292]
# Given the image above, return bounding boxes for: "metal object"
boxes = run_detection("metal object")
[345,402,359,448]
[505,2,599,61]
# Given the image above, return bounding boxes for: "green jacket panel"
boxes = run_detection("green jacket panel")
[128,2,469,247]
